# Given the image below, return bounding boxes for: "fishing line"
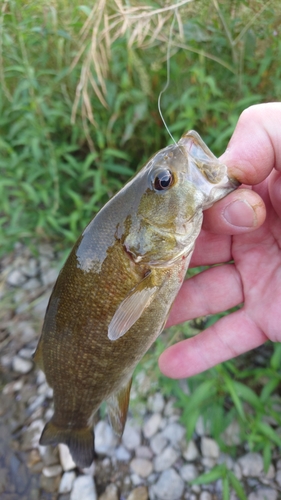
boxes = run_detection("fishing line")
[158,9,178,146]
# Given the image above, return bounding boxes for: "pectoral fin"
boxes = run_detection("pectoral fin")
[108,271,162,341]
[106,377,132,437]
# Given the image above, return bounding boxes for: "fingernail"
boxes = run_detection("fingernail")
[223,199,257,227]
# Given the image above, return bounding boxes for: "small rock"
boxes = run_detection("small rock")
[238,453,263,477]
[200,493,212,500]
[130,458,153,478]
[276,469,281,486]
[217,453,234,470]
[59,443,76,471]
[23,278,41,290]
[127,486,148,500]
[148,393,165,413]
[28,394,46,414]
[115,445,131,461]
[180,464,198,482]
[248,488,278,500]
[162,423,186,449]
[262,463,275,481]
[95,421,118,455]
[135,446,153,459]
[143,413,162,439]
[99,483,119,500]
[70,475,97,500]
[122,421,141,450]
[7,268,26,286]
[164,400,178,417]
[150,432,167,455]
[3,379,24,394]
[202,457,217,469]
[24,258,38,277]
[39,243,54,258]
[42,267,58,286]
[151,468,184,500]
[33,292,51,318]
[221,420,241,446]
[154,447,179,472]
[21,419,45,450]
[40,474,61,493]
[182,440,199,461]
[131,473,143,486]
[12,355,33,374]
[39,445,59,466]
[18,347,34,359]
[59,471,76,493]
[201,437,220,459]
[42,464,62,477]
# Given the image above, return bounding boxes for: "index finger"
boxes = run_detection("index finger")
[220,103,281,184]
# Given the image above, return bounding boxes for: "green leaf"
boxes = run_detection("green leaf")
[228,471,247,500]
[191,465,226,485]
[256,421,281,448]
[224,377,245,421]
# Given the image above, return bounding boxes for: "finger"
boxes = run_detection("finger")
[202,188,266,235]
[190,231,232,267]
[166,263,243,327]
[159,309,267,379]
[268,171,281,220]
[219,103,281,185]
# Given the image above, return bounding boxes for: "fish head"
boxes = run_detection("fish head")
[121,130,238,267]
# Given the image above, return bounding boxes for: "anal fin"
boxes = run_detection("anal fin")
[106,377,132,437]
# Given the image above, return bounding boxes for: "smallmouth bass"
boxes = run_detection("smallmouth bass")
[34,131,238,467]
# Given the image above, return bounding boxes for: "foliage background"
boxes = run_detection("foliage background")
[1,0,281,495]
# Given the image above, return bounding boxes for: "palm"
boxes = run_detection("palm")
[231,179,281,344]
[160,176,281,378]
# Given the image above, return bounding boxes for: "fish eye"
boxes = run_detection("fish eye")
[153,169,173,191]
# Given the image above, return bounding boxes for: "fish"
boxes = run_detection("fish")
[34,130,238,468]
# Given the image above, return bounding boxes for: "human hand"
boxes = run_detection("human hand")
[159,103,281,378]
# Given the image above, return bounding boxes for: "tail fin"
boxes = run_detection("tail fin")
[39,419,95,468]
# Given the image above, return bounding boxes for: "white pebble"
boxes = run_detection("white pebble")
[248,489,278,500]
[201,437,220,459]
[59,471,76,493]
[42,464,62,477]
[154,446,179,472]
[130,458,153,478]
[238,452,263,477]
[59,443,76,471]
[162,423,186,449]
[94,421,118,455]
[182,440,199,461]
[148,393,165,413]
[122,421,141,450]
[115,445,131,461]
[180,464,198,482]
[12,356,33,374]
[143,413,162,439]
[150,433,168,455]
[70,475,97,500]
[151,468,184,500]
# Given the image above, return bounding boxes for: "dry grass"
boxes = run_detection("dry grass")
[70,0,272,132]
[70,0,195,128]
